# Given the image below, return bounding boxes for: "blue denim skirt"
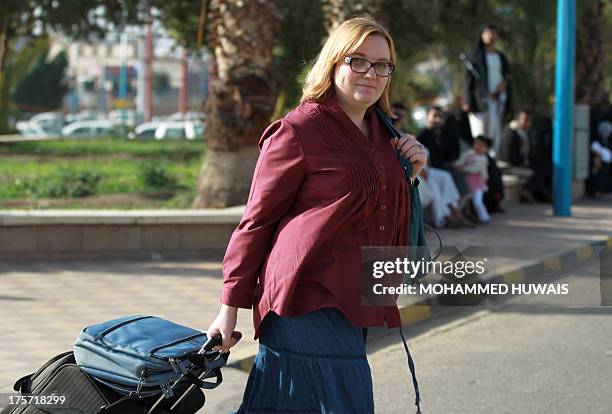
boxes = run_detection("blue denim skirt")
[231,307,373,414]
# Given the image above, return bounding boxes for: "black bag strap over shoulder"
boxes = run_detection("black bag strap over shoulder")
[374,105,442,261]
[375,105,448,414]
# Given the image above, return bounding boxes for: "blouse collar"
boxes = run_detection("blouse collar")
[320,94,381,146]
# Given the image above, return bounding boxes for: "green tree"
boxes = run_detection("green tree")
[576,0,611,111]
[0,0,141,132]
[13,50,68,110]
[476,0,556,112]
[152,0,203,50]
[272,0,326,117]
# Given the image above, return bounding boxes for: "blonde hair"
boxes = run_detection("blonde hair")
[300,16,396,117]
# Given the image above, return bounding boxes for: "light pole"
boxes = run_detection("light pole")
[552,0,575,216]
[118,32,128,126]
[145,4,153,122]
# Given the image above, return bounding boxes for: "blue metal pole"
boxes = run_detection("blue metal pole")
[552,0,575,216]
[119,63,127,124]
[70,88,78,115]
[119,33,128,126]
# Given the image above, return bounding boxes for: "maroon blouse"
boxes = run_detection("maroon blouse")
[221,95,411,339]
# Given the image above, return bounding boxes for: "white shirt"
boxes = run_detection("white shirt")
[485,51,503,92]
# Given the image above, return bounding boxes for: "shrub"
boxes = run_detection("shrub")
[45,168,102,198]
[138,161,180,191]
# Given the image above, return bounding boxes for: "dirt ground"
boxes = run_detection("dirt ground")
[0,193,173,209]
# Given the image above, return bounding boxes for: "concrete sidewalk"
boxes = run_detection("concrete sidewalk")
[1,196,611,395]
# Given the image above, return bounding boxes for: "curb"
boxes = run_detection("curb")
[227,235,612,373]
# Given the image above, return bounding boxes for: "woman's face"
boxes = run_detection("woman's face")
[333,34,391,111]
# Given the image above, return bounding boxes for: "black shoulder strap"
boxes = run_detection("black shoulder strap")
[374,106,442,261]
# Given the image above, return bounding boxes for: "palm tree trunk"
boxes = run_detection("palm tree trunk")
[0,16,10,72]
[322,0,383,33]
[0,18,11,133]
[193,0,281,208]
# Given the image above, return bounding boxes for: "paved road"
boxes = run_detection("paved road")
[368,256,612,414]
[204,254,612,413]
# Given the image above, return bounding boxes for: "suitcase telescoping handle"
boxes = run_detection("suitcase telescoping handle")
[147,331,242,414]
[200,333,222,353]
[199,331,242,354]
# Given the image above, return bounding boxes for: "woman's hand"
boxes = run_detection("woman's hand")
[391,134,428,179]
[205,304,240,353]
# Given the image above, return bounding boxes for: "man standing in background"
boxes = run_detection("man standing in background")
[462,24,512,156]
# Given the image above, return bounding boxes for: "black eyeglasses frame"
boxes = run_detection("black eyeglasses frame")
[343,56,395,77]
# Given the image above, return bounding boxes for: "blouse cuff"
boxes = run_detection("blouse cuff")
[221,288,255,309]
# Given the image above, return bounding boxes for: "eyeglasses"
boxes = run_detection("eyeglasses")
[344,56,395,77]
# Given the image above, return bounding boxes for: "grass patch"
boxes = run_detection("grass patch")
[0,137,205,208]
[0,137,206,160]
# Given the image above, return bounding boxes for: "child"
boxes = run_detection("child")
[454,135,492,223]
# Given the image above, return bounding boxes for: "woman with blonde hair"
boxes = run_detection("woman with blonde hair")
[206,15,426,413]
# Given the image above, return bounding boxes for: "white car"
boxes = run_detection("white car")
[16,112,64,137]
[166,112,206,122]
[61,120,115,138]
[30,112,65,134]
[128,121,161,140]
[128,121,204,140]
[154,121,204,140]
[15,122,50,138]
[65,111,103,124]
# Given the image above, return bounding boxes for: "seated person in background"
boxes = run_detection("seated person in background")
[500,107,533,167]
[501,109,552,202]
[455,136,493,224]
[392,103,473,228]
[418,106,460,169]
[445,96,474,153]
[530,116,554,202]
[588,120,612,196]
[420,157,475,228]
[418,106,470,197]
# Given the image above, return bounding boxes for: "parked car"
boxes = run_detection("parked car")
[14,122,50,138]
[16,112,64,137]
[128,121,161,140]
[65,111,104,124]
[61,120,115,138]
[166,111,206,122]
[127,121,204,140]
[155,121,204,140]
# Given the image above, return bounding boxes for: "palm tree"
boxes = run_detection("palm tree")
[193,0,281,207]
[575,1,611,110]
[322,0,383,33]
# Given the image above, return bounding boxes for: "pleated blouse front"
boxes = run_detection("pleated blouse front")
[222,95,411,338]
